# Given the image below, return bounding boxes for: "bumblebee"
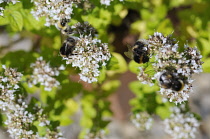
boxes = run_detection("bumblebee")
[159,71,184,92]
[124,39,150,64]
[60,37,77,58]
[56,18,73,35]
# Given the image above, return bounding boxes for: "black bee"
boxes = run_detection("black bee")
[60,37,76,58]
[56,18,73,35]
[124,39,150,64]
[159,71,184,92]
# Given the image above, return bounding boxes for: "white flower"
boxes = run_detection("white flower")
[84,129,106,139]
[131,112,153,131]
[31,0,75,26]
[100,0,124,6]
[164,106,200,139]
[2,64,6,69]
[137,32,203,104]
[29,57,62,91]
[100,0,111,5]
[63,35,111,83]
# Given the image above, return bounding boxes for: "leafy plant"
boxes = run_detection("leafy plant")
[0,0,209,139]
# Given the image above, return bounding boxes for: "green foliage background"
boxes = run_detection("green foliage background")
[0,0,210,138]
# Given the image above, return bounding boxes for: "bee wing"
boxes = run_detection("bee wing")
[124,51,133,59]
[124,45,134,59]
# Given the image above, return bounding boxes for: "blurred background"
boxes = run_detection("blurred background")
[1,0,210,139]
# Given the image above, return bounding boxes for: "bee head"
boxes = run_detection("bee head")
[60,18,70,27]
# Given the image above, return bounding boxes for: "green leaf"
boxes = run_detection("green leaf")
[131,20,147,34]
[1,51,36,72]
[156,106,171,119]
[20,9,42,31]
[0,114,3,126]
[128,81,143,95]
[101,80,120,96]
[22,0,34,9]
[106,52,127,76]
[0,16,9,25]
[97,66,107,84]
[198,37,210,58]
[156,19,173,34]
[128,60,140,74]
[80,111,93,128]
[154,5,167,19]
[202,58,210,72]
[51,108,73,126]
[56,82,82,100]
[8,11,23,31]
[142,84,158,94]
[81,95,96,119]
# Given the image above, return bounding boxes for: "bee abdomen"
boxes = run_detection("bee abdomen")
[59,37,76,58]
[171,79,184,91]
[159,71,185,92]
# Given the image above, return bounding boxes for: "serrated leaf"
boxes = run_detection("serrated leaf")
[8,11,23,31]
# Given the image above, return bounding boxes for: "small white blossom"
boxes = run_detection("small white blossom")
[64,35,111,83]
[84,129,106,139]
[0,66,64,138]
[164,106,200,139]
[28,57,62,91]
[131,111,153,131]
[136,32,203,104]
[31,0,76,26]
[100,0,124,5]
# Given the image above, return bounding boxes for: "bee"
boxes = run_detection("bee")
[60,37,77,58]
[124,39,150,64]
[159,71,185,92]
[56,18,73,35]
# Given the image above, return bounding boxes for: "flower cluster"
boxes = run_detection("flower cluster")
[136,32,203,104]
[100,0,124,6]
[31,0,77,26]
[131,111,153,131]
[59,22,111,83]
[0,65,64,138]
[84,129,106,139]
[0,0,19,16]
[28,57,64,91]
[0,66,34,138]
[31,0,125,26]
[65,35,111,83]
[163,106,200,139]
